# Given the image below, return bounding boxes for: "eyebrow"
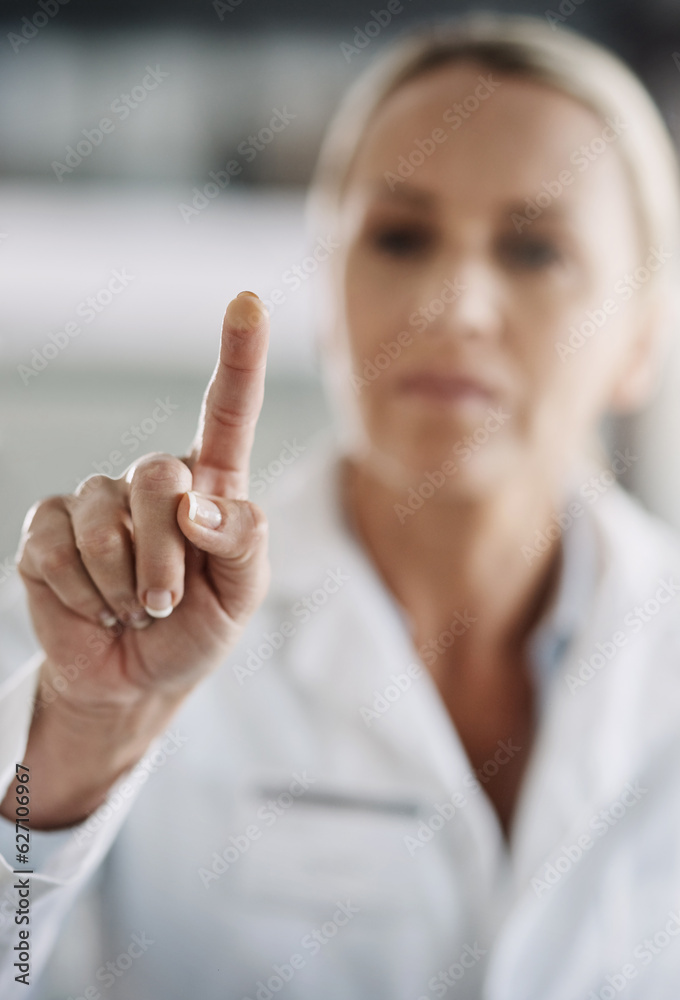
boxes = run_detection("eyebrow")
[365,182,575,228]
[367,181,437,209]
[369,182,571,211]
[505,199,571,221]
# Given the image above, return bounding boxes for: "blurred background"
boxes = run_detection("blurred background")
[2,0,680,581]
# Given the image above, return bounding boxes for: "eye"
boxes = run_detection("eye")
[368,224,433,258]
[497,235,562,270]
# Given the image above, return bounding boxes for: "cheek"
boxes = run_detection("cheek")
[512,287,636,440]
[560,292,638,364]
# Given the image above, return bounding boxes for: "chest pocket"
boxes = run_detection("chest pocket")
[230,777,436,914]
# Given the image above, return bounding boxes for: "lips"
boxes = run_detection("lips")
[398,371,497,403]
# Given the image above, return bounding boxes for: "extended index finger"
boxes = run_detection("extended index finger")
[191,291,269,498]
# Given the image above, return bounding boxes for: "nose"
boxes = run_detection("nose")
[420,260,502,342]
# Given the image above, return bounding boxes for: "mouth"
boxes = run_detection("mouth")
[397,371,498,405]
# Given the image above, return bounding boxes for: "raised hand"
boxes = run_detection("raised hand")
[7,292,271,826]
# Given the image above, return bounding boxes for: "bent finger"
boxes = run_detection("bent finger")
[19,497,123,628]
[67,483,149,628]
[129,453,193,619]
[177,490,269,621]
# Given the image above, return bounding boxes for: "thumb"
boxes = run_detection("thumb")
[177,490,269,621]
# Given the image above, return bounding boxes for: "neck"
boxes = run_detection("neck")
[342,457,565,665]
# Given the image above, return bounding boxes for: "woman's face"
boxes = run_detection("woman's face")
[334,61,652,496]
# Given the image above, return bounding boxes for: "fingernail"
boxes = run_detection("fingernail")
[144,590,174,619]
[187,491,222,529]
[226,293,268,331]
[99,611,118,628]
[129,613,153,630]
[120,603,152,629]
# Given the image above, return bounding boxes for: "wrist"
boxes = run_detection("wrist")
[2,684,188,830]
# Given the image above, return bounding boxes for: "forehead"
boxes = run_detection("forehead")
[346,61,626,214]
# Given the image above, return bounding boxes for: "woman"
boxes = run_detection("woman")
[1,12,680,999]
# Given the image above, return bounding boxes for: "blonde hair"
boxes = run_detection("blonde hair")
[307,11,680,291]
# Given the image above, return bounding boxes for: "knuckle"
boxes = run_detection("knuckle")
[76,523,127,561]
[21,496,61,532]
[40,542,78,578]
[207,395,258,431]
[74,474,115,499]
[17,497,67,567]
[249,501,268,532]
[240,501,269,541]
[132,455,191,494]
[227,501,268,562]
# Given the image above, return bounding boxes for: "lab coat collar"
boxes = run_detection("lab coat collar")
[525,495,600,714]
[509,480,680,886]
[484,487,680,994]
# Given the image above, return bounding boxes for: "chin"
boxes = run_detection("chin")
[365,432,517,502]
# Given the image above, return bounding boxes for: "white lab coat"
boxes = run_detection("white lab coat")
[2,434,680,1000]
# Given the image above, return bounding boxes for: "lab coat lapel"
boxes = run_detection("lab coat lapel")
[509,486,680,887]
[484,487,680,997]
